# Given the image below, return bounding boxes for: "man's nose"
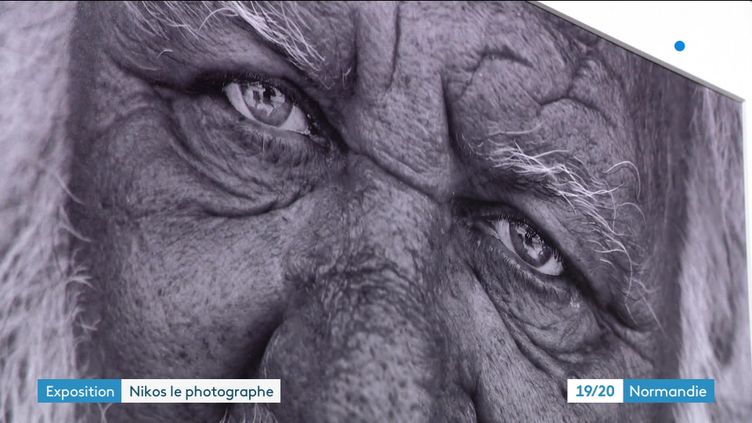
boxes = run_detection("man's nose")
[260,271,443,422]
[258,155,453,422]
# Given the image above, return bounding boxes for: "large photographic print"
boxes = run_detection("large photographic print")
[1,2,750,422]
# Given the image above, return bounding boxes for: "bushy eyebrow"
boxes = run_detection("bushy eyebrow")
[123,1,325,74]
[477,134,655,324]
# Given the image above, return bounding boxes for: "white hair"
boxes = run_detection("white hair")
[123,1,324,74]
[483,140,653,323]
[0,3,80,422]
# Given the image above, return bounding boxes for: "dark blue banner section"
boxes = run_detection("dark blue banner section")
[623,379,714,403]
[38,379,121,403]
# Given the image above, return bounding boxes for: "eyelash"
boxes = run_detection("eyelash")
[457,201,589,299]
[188,71,328,136]
[478,210,565,261]
[492,212,563,259]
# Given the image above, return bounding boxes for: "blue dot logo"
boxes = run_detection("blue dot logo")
[674,40,685,51]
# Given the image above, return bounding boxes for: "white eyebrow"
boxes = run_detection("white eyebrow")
[124,1,325,73]
[484,139,655,325]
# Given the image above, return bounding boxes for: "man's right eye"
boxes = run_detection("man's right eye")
[223,81,312,135]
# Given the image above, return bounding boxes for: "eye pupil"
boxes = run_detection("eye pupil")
[263,87,274,100]
[509,221,553,267]
[242,82,293,127]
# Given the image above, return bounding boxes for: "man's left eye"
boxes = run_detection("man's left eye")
[485,216,565,276]
[223,81,311,135]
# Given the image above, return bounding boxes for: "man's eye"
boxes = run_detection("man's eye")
[484,217,565,276]
[223,81,311,135]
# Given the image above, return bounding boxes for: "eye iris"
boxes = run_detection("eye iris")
[509,221,553,267]
[243,82,293,127]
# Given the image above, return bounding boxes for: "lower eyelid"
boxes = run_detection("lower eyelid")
[472,236,599,333]
[470,227,576,303]
[221,92,331,151]
[172,95,325,165]
[203,91,312,144]
[499,252,574,302]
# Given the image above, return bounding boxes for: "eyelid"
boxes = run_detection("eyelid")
[192,71,345,148]
[472,207,563,256]
[189,71,317,117]
[459,200,576,277]
[459,197,626,320]
[471,220,575,302]
[489,215,565,275]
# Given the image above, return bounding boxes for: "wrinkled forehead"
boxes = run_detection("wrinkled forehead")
[250,2,606,100]
[111,1,684,231]
[121,2,623,106]
[255,2,593,79]
[246,1,641,167]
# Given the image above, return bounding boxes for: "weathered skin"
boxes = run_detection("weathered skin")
[52,2,745,423]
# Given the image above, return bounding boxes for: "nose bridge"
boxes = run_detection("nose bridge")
[288,153,447,294]
[262,156,449,422]
[343,154,444,281]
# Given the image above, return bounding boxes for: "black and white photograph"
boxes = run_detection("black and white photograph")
[1,2,750,422]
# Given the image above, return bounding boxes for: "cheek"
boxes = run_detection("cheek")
[69,110,310,380]
[71,208,293,422]
[96,214,287,377]
[439,237,661,422]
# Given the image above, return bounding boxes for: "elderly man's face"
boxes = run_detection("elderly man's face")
[69,2,681,422]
